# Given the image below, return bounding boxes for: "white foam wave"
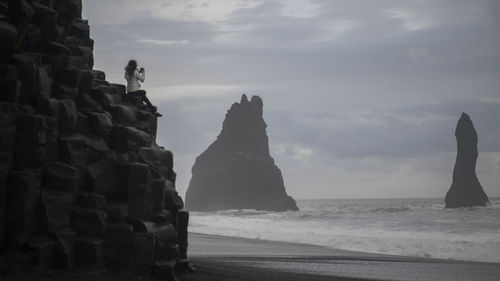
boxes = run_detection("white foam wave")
[189,198,500,263]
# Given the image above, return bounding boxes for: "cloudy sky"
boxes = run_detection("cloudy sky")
[82,0,500,200]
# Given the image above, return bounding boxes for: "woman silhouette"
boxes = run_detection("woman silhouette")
[124,59,162,117]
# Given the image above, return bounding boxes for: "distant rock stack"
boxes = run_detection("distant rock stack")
[0,0,188,279]
[445,113,489,208]
[185,94,298,211]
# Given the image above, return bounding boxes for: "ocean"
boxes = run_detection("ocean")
[188,198,500,263]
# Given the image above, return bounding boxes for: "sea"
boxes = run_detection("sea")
[188,198,500,263]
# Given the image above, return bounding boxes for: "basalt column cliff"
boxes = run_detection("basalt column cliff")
[186,94,298,211]
[0,0,188,279]
[445,113,489,208]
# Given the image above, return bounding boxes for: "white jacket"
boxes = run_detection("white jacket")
[125,68,145,93]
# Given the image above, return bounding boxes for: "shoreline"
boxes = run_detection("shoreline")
[181,232,500,281]
[1,233,498,281]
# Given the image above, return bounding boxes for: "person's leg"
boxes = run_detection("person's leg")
[128,90,143,97]
[129,90,152,109]
[141,93,156,112]
[128,90,161,115]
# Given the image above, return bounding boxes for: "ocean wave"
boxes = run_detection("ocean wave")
[189,198,500,263]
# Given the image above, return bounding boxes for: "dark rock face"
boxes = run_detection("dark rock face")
[445,113,489,208]
[0,0,188,278]
[186,94,298,211]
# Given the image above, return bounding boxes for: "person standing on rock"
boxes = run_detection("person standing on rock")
[124,59,162,117]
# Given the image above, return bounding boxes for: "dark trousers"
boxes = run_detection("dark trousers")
[128,90,155,112]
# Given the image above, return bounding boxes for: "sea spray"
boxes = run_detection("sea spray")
[189,198,500,263]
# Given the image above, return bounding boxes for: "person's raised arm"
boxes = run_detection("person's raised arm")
[135,68,145,82]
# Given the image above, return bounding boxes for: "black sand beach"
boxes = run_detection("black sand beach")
[2,232,499,281]
[178,233,500,281]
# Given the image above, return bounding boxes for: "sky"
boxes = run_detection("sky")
[82,0,500,200]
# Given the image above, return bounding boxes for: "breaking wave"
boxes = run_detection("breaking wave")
[189,198,500,263]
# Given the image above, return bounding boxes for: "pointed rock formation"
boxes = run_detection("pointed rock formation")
[445,113,489,208]
[186,94,298,211]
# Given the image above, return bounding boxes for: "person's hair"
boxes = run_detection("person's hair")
[125,59,138,76]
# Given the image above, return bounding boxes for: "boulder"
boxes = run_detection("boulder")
[152,260,176,281]
[90,69,105,80]
[52,228,76,269]
[7,0,34,38]
[0,21,18,60]
[78,69,93,93]
[152,210,171,224]
[0,166,7,249]
[0,79,21,102]
[74,237,103,270]
[56,67,81,88]
[151,179,166,215]
[32,3,58,34]
[16,114,47,145]
[109,104,136,126]
[58,135,89,166]
[37,66,52,98]
[107,203,128,223]
[47,41,71,56]
[154,224,178,260]
[130,232,154,275]
[164,188,184,214]
[89,86,114,108]
[71,208,107,236]
[12,53,39,103]
[54,0,82,27]
[59,99,78,131]
[14,145,46,169]
[41,190,73,232]
[43,161,78,192]
[68,19,89,39]
[75,192,107,210]
[177,210,189,259]
[87,160,117,198]
[127,163,152,220]
[0,126,16,158]
[111,126,153,152]
[103,223,133,270]
[445,113,489,208]
[37,97,61,117]
[87,111,112,136]
[54,83,79,100]
[6,170,41,248]
[111,84,126,95]
[23,23,43,51]
[24,234,57,269]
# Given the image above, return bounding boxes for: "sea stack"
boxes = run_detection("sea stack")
[445,113,489,208]
[185,94,298,211]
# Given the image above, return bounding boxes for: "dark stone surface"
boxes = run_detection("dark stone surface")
[43,161,78,192]
[41,190,73,232]
[445,113,489,208]
[186,94,298,211]
[74,236,103,270]
[0,0,188,277]
[0,22,18,60]
[6,170,41,249]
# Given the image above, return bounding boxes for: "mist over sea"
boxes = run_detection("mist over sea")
[189,198,500,263]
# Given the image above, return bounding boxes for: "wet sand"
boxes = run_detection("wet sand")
[178,233,500,281]
[2,233,499,281]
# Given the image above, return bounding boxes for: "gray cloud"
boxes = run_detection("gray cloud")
[83,0,500,199]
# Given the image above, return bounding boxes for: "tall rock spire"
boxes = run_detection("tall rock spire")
[185,94,298,211]
[445,113,489,208]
